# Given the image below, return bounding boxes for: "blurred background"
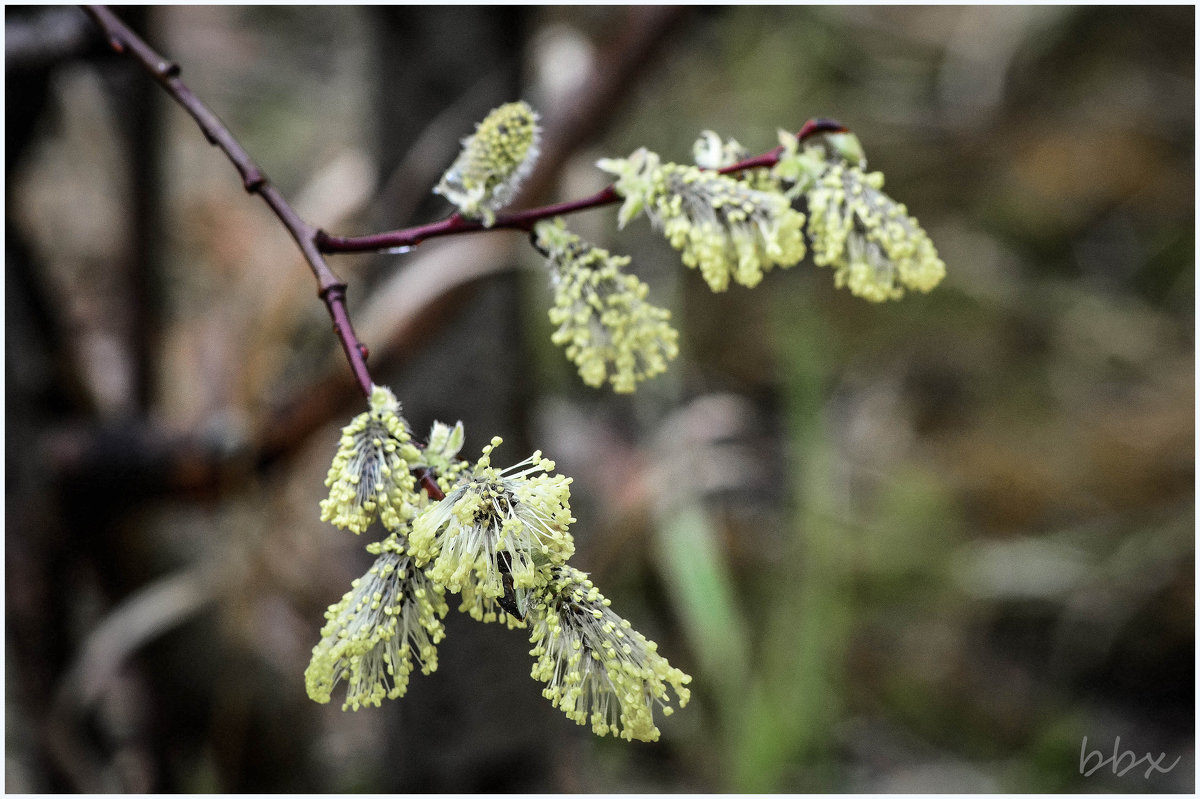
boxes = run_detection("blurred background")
[6,5,1194,793]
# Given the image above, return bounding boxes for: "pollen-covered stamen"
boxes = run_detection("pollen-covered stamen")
[433,100,542,227]
[495,551,527,620]
[407,438,574,621]
[805,160,945,302]
[305,549,449,711]
[657,163,807,291]
[458,577,528,629]
[527,566,692,742]
[320,384,423,534]
[598,147,807,293]
[535,218,678,393]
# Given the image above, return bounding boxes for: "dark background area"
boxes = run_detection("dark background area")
[6,5,1194,792]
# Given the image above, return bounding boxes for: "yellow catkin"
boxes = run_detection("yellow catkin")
[535,219,679,393]
[320,385,423,534]
[599,148,807,293]
[305,549,448,711]
[434,101,541,226]
[408,438,575,621]
[805,161,946,302]
[527,565,691,742]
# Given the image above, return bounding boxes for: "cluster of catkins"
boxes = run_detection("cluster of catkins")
[306,385,692,742]
[432,100,945,394]
[306,101,948,742]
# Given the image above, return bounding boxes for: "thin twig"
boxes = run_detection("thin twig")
[314,118,847,254]
[81,5,375,397]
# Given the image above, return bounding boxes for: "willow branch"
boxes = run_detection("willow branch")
[80,5,846,404]
[81,5,374,397]
[315,117,848,255]
[315,186,622,253]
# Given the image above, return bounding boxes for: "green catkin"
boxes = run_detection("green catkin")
[434,101,541,226]
[535,219,679,393]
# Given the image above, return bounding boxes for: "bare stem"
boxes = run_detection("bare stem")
[81,5,374,398]
[315,117,847,255]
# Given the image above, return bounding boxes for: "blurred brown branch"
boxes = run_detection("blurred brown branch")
[6,7,96,70]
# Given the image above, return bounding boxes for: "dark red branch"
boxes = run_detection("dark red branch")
[315,117,846,255]
[82,5,374,398]
[415,469,446,502]
[717,117,848,174]
[315,186,623,253]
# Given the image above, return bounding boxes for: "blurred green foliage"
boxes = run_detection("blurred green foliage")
[561,4,1192,793]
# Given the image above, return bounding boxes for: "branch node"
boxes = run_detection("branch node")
[242,171,266,194]
[319,282,348,302]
